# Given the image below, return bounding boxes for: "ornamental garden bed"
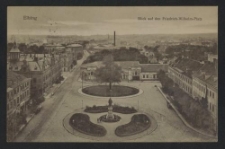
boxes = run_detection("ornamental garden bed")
[115,114,151,137]
[99,114,121,123]
[69,113,106,137]
[84,105,137,114]
[82,85,139,97]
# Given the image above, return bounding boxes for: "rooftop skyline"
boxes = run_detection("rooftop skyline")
[8,7,217,36]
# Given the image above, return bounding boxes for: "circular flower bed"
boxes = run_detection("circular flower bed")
[99,114,121,123]
[69,113,106,137]
[82,85,139,97]
[115,114,151,137]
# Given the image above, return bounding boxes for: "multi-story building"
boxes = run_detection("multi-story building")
[80,61,168,81]
[168,58,218,131]
[7,45,62,103]
[168,59,202,96]
[208,53,218,63]
[7,71,31,141]
[62,48,74,72]
[192,61,218,119]
[43,43,65,54]
[66,43,83,60]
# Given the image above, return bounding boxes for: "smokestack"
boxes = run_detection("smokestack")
[114,31,116,46]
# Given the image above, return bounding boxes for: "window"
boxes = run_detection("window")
[14,100,16,106]
[212,105,214,112]
[212,92,214,98]
[146,75,149,78]
[33,78,37,83]
[17,97,19,104]
[143,74,145,78]
[135,71,137,76]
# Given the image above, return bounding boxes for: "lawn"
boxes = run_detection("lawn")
[69,113,106,137]
[82,85,139,97]
[115,114,151,137]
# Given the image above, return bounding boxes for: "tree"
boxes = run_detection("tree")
[94,55,122,90]
[18,43,27,53]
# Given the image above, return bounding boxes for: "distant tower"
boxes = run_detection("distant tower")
[9,42,20,62]
[114,31,116,46]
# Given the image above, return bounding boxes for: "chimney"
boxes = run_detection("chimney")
[114,31,116,46]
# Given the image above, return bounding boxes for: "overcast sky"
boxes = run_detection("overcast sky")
[7,6,217,35]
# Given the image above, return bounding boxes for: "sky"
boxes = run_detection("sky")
[7,6,217,36]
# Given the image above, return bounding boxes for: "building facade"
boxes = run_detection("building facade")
[80,61,168,81]
[7,45,62,103]
[167,58,218,131]
[7,71,31,141]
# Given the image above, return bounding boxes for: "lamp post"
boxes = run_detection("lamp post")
[82,99,83,109]
[138,99,139,110]
[82,71,84,89]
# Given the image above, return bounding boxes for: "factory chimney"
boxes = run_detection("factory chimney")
[114,31,116,46]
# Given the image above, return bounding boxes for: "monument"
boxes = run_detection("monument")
[106,98,114,119]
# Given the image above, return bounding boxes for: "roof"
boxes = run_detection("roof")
[172,59,203,72]
[44,43,64,47]
[140,64,168,72]
[8,54,60,72]
[81,61,104,69]
[10,47,20,53]
[81,61,168,72]
[67,44,83,48]
[7,71,29,88]
[192,62,218,90]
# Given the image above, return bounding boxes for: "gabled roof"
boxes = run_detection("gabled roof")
[7,71,28,88]
[10,47,20,53]
[192,62,218,90]
[8,53,60,72]
[173,59,203,72]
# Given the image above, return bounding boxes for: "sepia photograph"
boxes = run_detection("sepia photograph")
[7,6,218,142]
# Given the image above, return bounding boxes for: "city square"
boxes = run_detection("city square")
[7,7,218,143]
[13,52,216,142]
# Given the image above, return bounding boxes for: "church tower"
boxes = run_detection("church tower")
[9,42,20,62]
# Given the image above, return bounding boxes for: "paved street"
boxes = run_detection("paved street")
[15,50,216,142]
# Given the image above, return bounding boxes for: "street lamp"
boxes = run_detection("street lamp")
[138,99,139,110]
[82,99,83,109]
[82,71,84,89]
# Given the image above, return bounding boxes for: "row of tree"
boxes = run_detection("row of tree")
[7,43,48,54]
[84,48,149,64]
[157,70,215,133]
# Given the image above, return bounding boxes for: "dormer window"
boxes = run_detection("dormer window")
[34,66,37,70]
